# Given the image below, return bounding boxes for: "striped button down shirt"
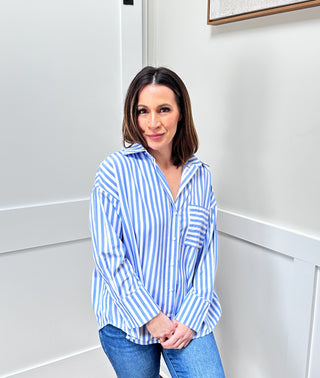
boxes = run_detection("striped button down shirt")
[89,143,221,345]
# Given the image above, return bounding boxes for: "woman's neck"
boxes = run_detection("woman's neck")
[148,147,174,170]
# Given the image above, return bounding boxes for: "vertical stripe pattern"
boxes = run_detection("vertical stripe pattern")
[89,144,221,345]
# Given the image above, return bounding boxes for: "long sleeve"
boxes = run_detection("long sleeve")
[89,185,160,329]
[174,189,220,332]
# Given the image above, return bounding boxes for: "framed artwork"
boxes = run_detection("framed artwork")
[208,0,320,25]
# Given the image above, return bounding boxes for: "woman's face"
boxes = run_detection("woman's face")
[137,84,181,158]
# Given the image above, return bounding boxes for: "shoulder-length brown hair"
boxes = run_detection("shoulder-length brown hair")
[122,66,198,167]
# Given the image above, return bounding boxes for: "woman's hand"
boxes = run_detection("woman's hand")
[161,320,195,349]
[146,312,176,342]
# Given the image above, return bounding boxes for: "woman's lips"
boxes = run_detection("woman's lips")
[147,133,164,140]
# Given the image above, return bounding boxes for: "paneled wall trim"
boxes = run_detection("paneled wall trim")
[217,209,320,265]
[217,209,320,378]
[0,199,90,255]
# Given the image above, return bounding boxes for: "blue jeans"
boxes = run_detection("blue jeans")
[99,325,225,378]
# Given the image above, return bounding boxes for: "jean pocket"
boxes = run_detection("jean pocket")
[185,205,210,249]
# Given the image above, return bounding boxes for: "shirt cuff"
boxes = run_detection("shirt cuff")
[118,286,161,329]
[174,290,210,332]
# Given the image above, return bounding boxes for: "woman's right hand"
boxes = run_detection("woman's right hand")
[146,312,176,342]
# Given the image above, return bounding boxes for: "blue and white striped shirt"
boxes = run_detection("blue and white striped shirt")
[89,143,221,345]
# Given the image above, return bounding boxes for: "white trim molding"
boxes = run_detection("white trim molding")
[0,345,115,378]
[0,346,101,378]
[0,199,90,255]
[217,208,320,264]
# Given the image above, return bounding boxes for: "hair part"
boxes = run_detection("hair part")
[122,66,198,167]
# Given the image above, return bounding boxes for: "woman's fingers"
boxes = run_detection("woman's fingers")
[161,334,190,349]
[161,321,195,349]
[146,312,175,340]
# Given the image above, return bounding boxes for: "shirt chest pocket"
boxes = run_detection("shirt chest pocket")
[185,205,210,249]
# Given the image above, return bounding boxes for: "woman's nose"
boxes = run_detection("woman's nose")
[148,112,160,129]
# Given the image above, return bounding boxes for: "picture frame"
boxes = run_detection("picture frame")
[207,0,320,25]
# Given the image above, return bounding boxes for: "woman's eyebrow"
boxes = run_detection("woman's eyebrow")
[157,103,171,107]
[137,103,172,107]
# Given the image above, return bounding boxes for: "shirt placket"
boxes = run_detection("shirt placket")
[166,203,180,316]
[152,163,178,317]
[150,157,201,319]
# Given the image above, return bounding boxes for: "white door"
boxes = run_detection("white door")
[0,0,143,377]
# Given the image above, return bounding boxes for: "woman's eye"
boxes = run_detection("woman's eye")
[137,108,147,115]
[160,107,170,113]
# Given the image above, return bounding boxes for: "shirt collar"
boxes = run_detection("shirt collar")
[121,143,147,155]
[185,154,209,169]
[121,143,208,168]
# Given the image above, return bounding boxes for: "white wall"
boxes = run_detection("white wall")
[148,0,320,239]
[147,1,320,377]
[2,1,319,376]
[0,0,143,377]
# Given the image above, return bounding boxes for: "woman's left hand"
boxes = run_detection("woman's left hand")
[161,320,195,349]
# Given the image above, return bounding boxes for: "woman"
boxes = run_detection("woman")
[89,66,225,377]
